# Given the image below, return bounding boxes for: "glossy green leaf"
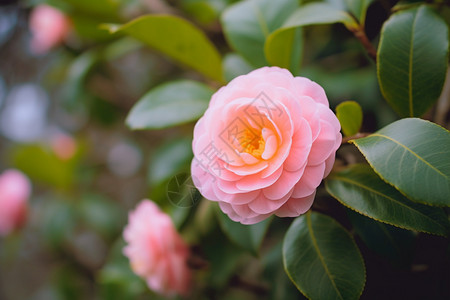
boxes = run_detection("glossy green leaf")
[264,27,303,75]
[377,5,449,117]
[347,210,415,265]
[325,0,346,10]
[283,211,365,300]
[265,2,358,72]
[351,118,450,206]
[126,80,213,130]
[344,0,374,25]
[105,15,223,82]
[221,0,300,67]
[326,164,450,236]
[215,205,271,255]
[336,100,363,136]
[325,0,377,25]
[277,2,357,30]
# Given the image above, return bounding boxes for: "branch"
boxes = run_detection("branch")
[350,26,377,62]
[342,132,371,144]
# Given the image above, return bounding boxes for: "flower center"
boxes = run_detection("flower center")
[240,129,265,158]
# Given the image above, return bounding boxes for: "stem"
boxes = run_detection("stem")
[350,26,377,62]
[342,132,371,144]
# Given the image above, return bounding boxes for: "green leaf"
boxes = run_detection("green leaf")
[12,144,76,190]
[325,0,376,25]
[283,211,365,300]
[279,2,358,30]
[223,53,254,82]
[221,0,300,67]
[264,27,303,75]
[148,138,196,213]
[126,80,213,130]
[202,226,244,288]
[377,5,449,117]
[215,205,271,255]
[99,238,147,300]
[336,100,363,136]
[326,164,450,236]
[182,0,217,24]
[325,0,346,10]
[148,138,193,185]
[62,50,100,108]
[38,198,76,249]
[351,118,450,206]
[344,0,375,25]
[265,3,358,72]
[104,15,223,82]
[78,193,124,240]
[71,15,114,41]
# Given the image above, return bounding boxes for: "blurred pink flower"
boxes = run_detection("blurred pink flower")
[0,169,31,236]
[123,200,191,297]
[191,67,342,224]
[51,133,77,160]
[29,5,71,54]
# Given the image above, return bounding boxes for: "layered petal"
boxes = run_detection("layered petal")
[191,67,341,224]
[123,200,191,297]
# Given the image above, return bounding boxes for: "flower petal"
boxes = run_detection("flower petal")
[213,183,260,204]
[262,168,304,200]
[235,165,283,191]
[307,120,337,165]
[274,191,316,217]
[291,163,326,198]
[293,77,328,107]
[284,118,312,172]
[248,189,292,214]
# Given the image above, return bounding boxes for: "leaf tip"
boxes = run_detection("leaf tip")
[100,23,121,34]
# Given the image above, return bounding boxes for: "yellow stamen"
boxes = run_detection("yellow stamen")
[240,130,265,158]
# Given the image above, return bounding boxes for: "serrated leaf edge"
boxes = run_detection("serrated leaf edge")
[325,177,449,237]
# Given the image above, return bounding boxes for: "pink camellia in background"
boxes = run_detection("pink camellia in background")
[29,5,71,55]
[0,169,31,236]
[123,200,191,297]
[51,133,77,161]
[191,67,342,224]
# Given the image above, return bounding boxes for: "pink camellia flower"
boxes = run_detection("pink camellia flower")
[0,169,31,236]
[29,5,71,54]
[51,133,77,160]
[123,200,191,297]
[191,67,342,224]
